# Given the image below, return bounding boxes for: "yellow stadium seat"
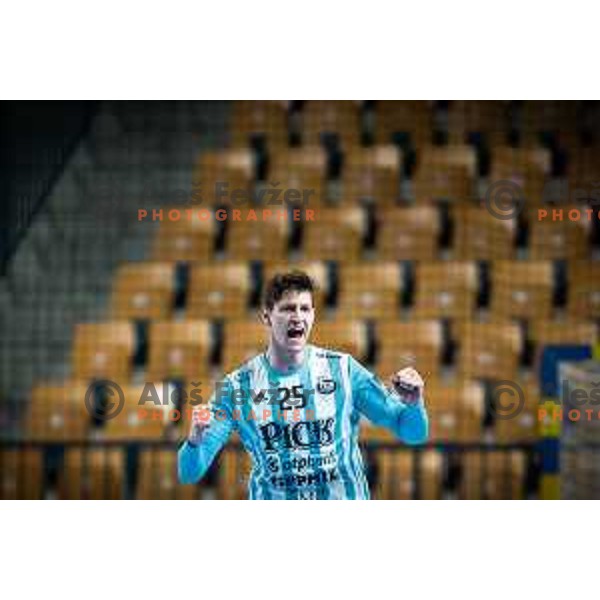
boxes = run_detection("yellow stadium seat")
[529,213,591,260]
[529,320,598,366]
[72,322,135,381]
[376,206,440,261]
[447,100,509,146]
[456,322,523,381]
[412,145,476,202]
[413,262,478,320]
[342,146,401,206]
[452,205,517,260]
[374,450,442,500]
[311,320,368,361]
[27,382,90,441]
[225,211,291,260]
[460,451,526,500]
[374,321,444,382]
[302,101,361,148]
[111,262,175,320]
[269,146,328,178]
[337,263,402,319]
[187,263,252,319]
[520,101,579,147]
[147,320,211,383]
[218,446,252,500]
[302,208,366,261]
[494,381,540,443]
[490,261,554,320]
[222,321,268,373]
[267,164,326,208]
[151,207,216,262]
[192,149,254,202]
[136,449,198,499]
[568,262,600,319]
[230,100,289,148]
[59,449,124,500]
[375,101,433,148]
[0,450,43,499]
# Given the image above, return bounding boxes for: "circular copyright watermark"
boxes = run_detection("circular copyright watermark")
[84,380,125,421]
[489,380,525,421]
[484,180,524,220]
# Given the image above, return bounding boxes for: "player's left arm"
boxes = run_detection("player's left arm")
[348,356,428,444]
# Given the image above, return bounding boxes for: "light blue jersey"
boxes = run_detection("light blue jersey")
[178,345,428,499]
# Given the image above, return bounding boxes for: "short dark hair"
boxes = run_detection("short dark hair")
[263,270,315,311]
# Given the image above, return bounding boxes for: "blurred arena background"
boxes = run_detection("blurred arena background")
[1,100,600,500]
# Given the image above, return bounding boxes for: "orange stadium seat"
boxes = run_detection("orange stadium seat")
[413,262,479,320]
[490,147,551,203]
[0,450,44,500]
[456,322,523,381]
[376,206,440,261]
[412,145,476,202]
[218,446,252,500]
[136,449,198,499]
[460,451,526,500]
[568,262,600,319]
[263,261,329,313]
[27,382,90,441]
[59,449,125,500]
[452,205,517,260]
[147,320,211,382]
[72,322,136,381]
[187,263,253,319]
[374,321,444,382]
[111,262,175,320]
[311,320,368,361]
[528,212,591,260]
[222,320,268,373]
[225,211,291,260]
[151,207,216,262]
[342,146,401,206]
[302,207,366,261]
[230,100,289,148]
[490,261,554,320]
[374,450,443,500]
[427,382,485,443]
[337,263,403,319]
[375,101,433,148]
[302,100,361,148]
[493,380,540,443]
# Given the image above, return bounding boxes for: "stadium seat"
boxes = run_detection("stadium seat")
[490,147,551,203]
[152,206,216,262]
[337,263,403,319]
[225,211,291,260]
[136,449,197,499]
[568,262,600,319]
[529,214,591,260]
[427,382,485,443]
[111,262,175,320]
[263,261,329,312]
[342,146,401,206]
[376,206,440,261]
[452,205,517,260]
[218,446,252,500]
[269,146,328,178]
[520,101,580,147]
[374,450,442,500]
[302,208,366,261]
[147,320,211,382]
[374,321,444,382]
[568,146,600,191]
[27,382,90,441]
[460,451,526,500]
[311,320,369,361]
[412,145,476,202]
[490,261,554,320]
[413,262,479,320]
[60,449,125,500]
[302,101,361,148]
[230,100,289,148]
[375,101,433,148]
[456,322,523,381]
[494,380,540,443]
[447,100,509,146]
[187,263,252,319]
[0,450,43,499]
[72,322,136,381]
[529,320,598,365]
[222,321,269,373]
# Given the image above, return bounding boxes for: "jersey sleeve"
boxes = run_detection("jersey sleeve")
[348,355,429,444]
[178,378,236,484]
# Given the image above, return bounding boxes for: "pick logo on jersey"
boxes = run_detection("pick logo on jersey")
[258,417,335,453]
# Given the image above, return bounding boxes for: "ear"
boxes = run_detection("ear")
[261,309,271,326]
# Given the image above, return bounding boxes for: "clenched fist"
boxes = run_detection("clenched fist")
[390,367,425,405]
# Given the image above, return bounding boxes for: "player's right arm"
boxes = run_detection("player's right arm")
[177,380,235,484]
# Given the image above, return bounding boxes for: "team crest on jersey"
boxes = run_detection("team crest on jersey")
[316,377,336,395]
